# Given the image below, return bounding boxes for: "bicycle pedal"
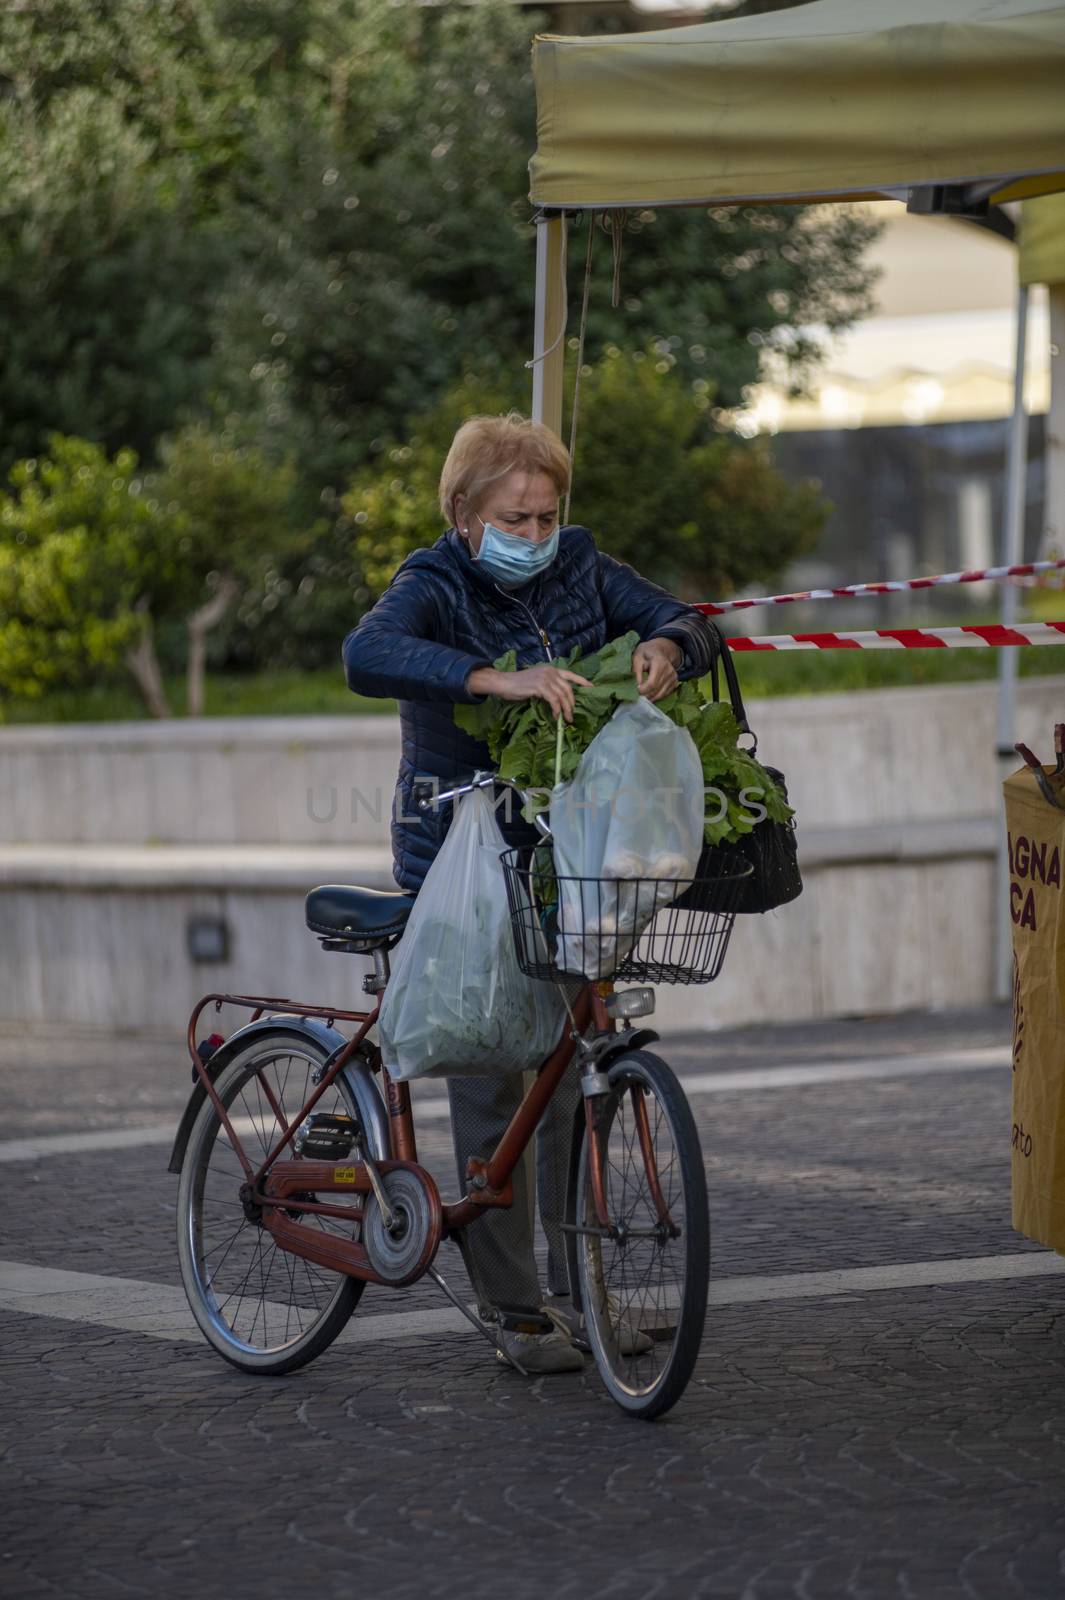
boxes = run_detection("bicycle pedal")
[292,1112,359,1161]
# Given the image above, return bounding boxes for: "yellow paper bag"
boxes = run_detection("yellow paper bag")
[1004,764,1065,1254]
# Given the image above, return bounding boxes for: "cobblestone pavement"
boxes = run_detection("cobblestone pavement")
[3,1005,1065,1600]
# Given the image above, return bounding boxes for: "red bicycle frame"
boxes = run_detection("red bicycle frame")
[184,981,662,1288]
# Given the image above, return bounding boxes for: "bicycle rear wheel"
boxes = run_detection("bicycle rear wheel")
[573,1050,709,1419]
[177,1030,373,1375]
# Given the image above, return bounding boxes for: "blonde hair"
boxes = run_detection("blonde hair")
[439,412,571,525]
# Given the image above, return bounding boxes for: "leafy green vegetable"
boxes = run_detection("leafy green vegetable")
[455,632,642,796]
[454,630,793,845]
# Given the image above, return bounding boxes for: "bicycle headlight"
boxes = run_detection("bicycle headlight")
[604,987,656,1020]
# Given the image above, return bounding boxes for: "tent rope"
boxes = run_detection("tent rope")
[563,215,596,525]
[610,209,628,308]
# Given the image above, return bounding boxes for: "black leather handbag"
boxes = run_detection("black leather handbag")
[678,623,803,916]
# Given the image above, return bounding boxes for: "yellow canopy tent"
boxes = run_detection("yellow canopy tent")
[531,0,1065,212]
[525,0,1065,1002]
[526,0,1065,431]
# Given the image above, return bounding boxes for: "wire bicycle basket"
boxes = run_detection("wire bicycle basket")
[500,846,754,986]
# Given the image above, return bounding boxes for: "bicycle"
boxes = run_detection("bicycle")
[171,772,751,1419]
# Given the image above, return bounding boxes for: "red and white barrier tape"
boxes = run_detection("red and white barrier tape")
[726,622,1065,652]
[698,558,1065,615]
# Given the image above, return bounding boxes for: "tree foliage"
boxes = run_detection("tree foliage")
[0,430,300,716]
[0,0,878,694]
[149,426,302,710]
[0,53,230,468]
[564,350,827,599]
[343,354,827,603]
[1,0,879,492]
[0,435,173,707]
[151,426,300,619]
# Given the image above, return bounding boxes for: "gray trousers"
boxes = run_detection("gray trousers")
[447,1059,582,1316]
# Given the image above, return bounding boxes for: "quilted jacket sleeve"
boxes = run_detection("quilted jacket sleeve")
[342,565,494,704]
[596,550,721,681]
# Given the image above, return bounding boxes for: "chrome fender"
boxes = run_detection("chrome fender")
[168,1013,388,1174]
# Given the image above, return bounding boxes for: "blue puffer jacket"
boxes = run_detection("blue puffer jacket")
[342,525,720,891]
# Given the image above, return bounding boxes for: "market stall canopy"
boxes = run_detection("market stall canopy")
[1020,194,1065,285]
[529,0,1065,211]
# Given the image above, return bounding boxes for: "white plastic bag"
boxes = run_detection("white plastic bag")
[377,789,566,1081]
[550,698,705,976]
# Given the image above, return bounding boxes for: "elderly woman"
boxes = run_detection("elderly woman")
[343,412,717,1373]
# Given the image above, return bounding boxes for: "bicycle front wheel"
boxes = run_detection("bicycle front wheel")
[573,1050,710,1420]
[177,1030,371,1375]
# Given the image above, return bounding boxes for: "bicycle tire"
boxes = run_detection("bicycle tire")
[177,1029,374,1375]
[573,1049,709,1420]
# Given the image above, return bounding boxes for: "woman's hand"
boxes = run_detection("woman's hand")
[633,638,682,702]
[466,664,593,723]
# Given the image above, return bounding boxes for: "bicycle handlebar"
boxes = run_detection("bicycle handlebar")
[413,771,553,841]
[427,770,505,807]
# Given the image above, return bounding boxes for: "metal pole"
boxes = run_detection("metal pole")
[531,218,549,424]
[1042,283,1065,563]
[530,215,566,436]
[992,281,1031,1001]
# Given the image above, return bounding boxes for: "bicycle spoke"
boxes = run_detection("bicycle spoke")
[281,1248,304,1340]
[202,1219,248,1270]
[577,1054,707,1416]
[216,1236,264,1321]
[182,1043,365,1365]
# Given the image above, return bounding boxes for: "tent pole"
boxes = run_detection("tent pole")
[1043,283,1065,563]
[531,215,567,437]
[993,279,1031,1002]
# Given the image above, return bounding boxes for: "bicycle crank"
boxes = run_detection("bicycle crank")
[362,1165,443,1286]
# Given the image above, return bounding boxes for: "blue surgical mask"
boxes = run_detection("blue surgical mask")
[470,518,560,588]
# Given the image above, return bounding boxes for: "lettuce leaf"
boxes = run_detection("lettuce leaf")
[452,631,793,845]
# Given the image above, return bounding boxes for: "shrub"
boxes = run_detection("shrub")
[0,434,174,713]
[342,354,827,604]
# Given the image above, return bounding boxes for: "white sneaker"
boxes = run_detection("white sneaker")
[543,1292,654,1356]
[496,1322,585,1375]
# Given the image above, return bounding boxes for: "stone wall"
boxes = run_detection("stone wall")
[1,676,1060,1030]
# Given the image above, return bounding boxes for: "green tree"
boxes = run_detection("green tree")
[342,354,826,604]
[0,435,176,716]
[149,425,302,712]
[0,79,229,473]
[339,372,512,597]
[577,204,879,407]
[212,0,878,491]
[564,349,827,599]
[0,0,330,478]
[0,0,877,686]
[1,1,877,492]
[206,0,547,498]
[0,430,301,717]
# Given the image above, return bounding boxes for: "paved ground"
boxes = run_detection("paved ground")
[2,1003,1065,1599]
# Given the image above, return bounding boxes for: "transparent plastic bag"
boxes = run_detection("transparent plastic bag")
[550,698,705,976]
[378,789,566,1081]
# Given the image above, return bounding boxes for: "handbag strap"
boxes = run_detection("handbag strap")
[705,619,756,751]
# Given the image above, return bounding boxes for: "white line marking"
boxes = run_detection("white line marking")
[0,1114,267,1165]
[0,1125,179,1162]
[0,1048,1010,1164]
[0,1251,1061,1347]
[679,1045,1009,1096]
[708,1252,1065,1304]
